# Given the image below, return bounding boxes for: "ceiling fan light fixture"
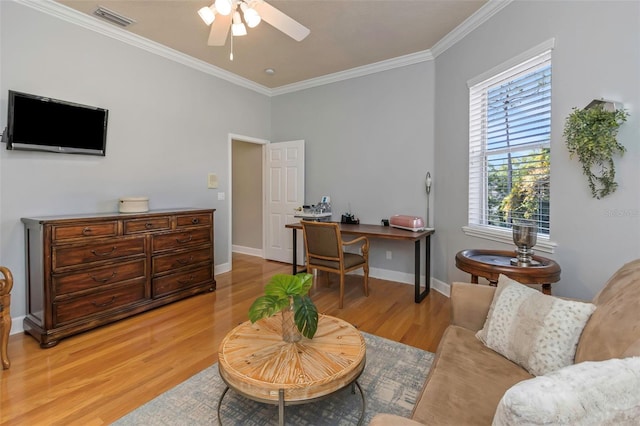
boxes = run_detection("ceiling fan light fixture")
[214,0,232,16]
[231,11,247,36]
[197,5,216,26]
[240,2,261,28]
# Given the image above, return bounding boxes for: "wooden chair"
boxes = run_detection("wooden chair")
[1,266,13,370]
[300,221,369,309]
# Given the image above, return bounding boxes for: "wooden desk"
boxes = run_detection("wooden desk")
[286,222,434,303]
[455,249,561,295]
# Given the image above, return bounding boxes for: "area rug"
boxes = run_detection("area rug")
[115,333,434,425]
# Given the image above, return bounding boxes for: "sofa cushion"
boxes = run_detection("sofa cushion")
[493,356,640,425]
[576,258,640,362]
[476,274,595,376]
[412,325,533,426]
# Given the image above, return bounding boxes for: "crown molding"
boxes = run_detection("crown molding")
[13,0,272,96]
[270,50,434,96]
[431,0,514,58]
[13,0,513,96]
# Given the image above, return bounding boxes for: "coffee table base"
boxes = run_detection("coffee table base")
[217,380,366,426]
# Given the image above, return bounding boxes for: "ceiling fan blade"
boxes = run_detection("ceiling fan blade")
[254,1,310,42]
[208,13,232,46]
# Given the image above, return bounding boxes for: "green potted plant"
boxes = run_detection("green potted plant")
[563,103,629,199]
[248,273,318,341]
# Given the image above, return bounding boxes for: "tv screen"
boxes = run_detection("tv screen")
[6,90,108,156]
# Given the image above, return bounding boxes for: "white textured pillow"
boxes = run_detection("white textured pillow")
[476,274,596,376]
[493,357,640,425]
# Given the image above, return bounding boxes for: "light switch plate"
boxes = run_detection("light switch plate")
[208,173,218,189]
[217,192,225,201]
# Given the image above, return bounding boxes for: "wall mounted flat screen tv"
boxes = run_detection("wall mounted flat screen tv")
[5,90,108,156]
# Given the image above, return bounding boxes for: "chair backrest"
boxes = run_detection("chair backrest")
[301,221,342,263]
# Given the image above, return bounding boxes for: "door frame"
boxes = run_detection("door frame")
[227,133,269,270]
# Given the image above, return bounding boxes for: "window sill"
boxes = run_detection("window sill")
[462,225,557,254]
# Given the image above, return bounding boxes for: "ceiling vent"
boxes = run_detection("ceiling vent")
[93,6,136,27]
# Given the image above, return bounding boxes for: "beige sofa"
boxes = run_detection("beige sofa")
[371,259,640,425]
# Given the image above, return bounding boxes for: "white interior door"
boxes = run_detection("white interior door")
[264,140,305,263]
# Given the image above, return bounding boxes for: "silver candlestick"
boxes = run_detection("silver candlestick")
[510,219,540,266]
[425,172,432,228]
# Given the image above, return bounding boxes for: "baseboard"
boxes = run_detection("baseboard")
[8,267,449,335]
[353,267,450,298]
[231,245,263,257]
[9,314,25,336]
[215,262,231,275]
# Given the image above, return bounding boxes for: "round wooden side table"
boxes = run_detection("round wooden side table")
[217,314,366,425]
[455,249,561,295]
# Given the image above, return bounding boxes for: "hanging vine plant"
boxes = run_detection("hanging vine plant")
[563,103,629,199]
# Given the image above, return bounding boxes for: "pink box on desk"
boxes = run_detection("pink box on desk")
[390,215,425,232]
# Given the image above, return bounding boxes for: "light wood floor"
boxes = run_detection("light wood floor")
[1,253,450,425]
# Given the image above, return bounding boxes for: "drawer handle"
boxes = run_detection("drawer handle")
[89,271,117,283]
[82,227,92,236]
[176,234,193,244]
[191,218,200,225]
[91,296,116,308]
[145,222,154,229]
[178,275,195,285]
[91,246,117,257]
[176,256,194,266]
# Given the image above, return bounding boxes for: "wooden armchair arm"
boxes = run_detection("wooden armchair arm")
[1,266,13,370]
[343,236,369,257]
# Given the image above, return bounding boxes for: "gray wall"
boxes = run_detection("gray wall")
[434,0,640,299]
[2,0,639,325]
[232,140,263,250]
[272,63,436,279]
[0,1,271,318]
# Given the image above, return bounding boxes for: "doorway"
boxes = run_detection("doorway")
[231,137,266,258]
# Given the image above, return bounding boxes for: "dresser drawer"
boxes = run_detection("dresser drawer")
[152,247,212,275]
[176,213,212,228]
[152,265,212,298]
[53,259,146,297]
[152,227,211,252]
[52,222,118,242]
[54,279,146,325]
[123,216,171,234]
[53,237,146,270]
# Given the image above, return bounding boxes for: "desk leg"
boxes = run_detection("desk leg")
[290,229,307,275]
[415,235,431,303]
[291,228,298,275]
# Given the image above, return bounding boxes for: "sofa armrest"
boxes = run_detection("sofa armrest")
[450,282,496,332]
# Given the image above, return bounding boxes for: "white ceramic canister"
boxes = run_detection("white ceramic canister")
[119,197,149,213]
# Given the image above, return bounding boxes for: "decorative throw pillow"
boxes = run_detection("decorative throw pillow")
[493,357,640,425]
[476,274,596,376]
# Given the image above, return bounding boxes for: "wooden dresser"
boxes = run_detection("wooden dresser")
[22,208,215,347]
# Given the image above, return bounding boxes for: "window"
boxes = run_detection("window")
[468,44,552,240]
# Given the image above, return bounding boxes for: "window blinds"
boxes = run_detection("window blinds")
[468,49,552,235]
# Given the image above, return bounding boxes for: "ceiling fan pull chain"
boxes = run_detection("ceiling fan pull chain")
[230,32,234,61]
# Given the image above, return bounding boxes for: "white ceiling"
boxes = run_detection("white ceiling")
[54,0,490,90]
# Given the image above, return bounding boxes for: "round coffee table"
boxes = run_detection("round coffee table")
[217,314,366,425]
[455,249,561,295]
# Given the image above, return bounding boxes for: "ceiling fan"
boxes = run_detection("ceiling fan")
[198,0,310,46]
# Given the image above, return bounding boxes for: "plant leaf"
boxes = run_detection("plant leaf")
[293,295,318,339]
[297,273,313,294]
[248,295,284,323]
[265,274,302,298]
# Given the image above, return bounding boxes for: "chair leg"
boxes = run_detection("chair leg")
[363,264,369,297]
[339,273,345,309]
